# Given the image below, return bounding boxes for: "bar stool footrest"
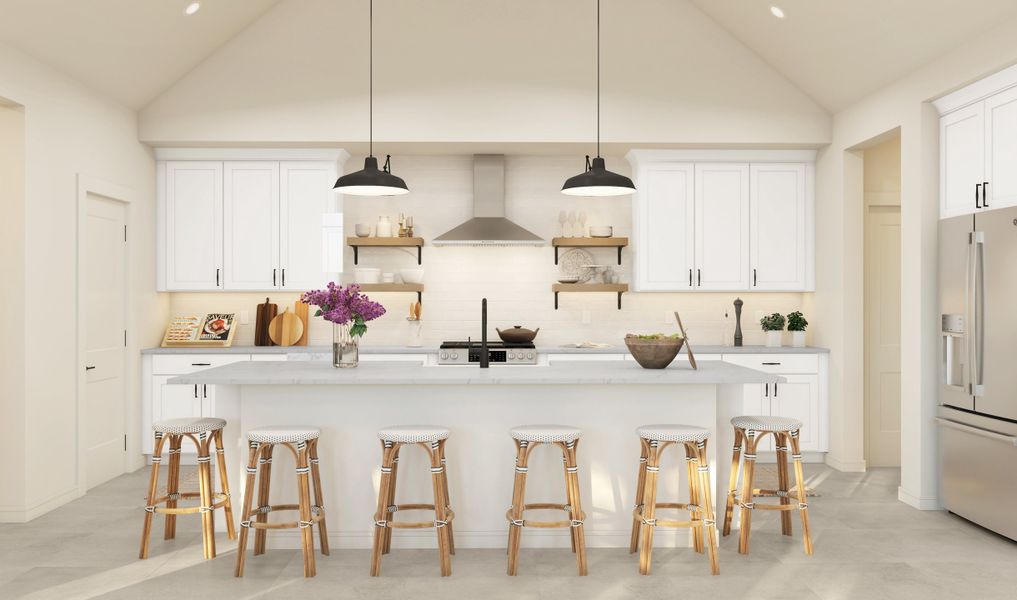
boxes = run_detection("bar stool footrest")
[505,503,587,528]
[240,504,327,530]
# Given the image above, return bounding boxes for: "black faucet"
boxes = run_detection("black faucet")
[480,298,489,368]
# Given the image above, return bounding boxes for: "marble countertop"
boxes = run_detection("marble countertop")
[170,359,785,386]
[143,344,828,355]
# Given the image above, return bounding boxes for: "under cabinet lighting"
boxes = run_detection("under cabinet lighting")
[770,5,785,19]
[184,2,201,16]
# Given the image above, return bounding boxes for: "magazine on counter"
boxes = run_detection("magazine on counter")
[161,313,237,347]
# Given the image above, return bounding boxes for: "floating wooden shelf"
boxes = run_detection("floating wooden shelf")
[552,283,629,310]
[357,283,424,303]
[552,237,628,265]
[347,237,424,265]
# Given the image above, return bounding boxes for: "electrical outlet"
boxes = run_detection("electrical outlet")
[581,310,591,324]
[240,310,250,325]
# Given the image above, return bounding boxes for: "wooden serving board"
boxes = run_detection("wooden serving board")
[268,308,304,347]
[294,301,309,346]
[254,298,277,346]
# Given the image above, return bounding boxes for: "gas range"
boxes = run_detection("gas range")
[438,340,538,365]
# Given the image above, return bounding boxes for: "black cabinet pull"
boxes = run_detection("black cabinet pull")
[282,268,286,287]
[203,385,207,399]
[193,385,198,398]
[976,183,982,209]
[774,382,779,397]
[984,181,990,207]
[765,383,769,397]
[273,268,277,286]
[762,361,781,365]
[753,268,757,287]
[688,269,692,287]
[191,362,211,367]
[697,269,701,286]
[216,268,220,286]
[85,365,96,371]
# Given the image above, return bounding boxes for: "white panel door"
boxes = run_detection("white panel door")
[985,88,1017,211]
[280,161,339,290]
[750,163,807,290]
[695,163,750,290]
[770,374,820,452]
[165,162,223,290]
[940,103,985,218]
[223,162,279,290]
[635,164,695,291]
[865,207,901,467]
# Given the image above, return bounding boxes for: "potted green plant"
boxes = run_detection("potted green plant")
[760,313,786,348]
[786,311,808,348]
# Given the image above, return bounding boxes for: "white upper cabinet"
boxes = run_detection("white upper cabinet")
[940,104,985,218]
[695,163,750,290]
[223,162,280,290]
[164,162,223,290]
[634,163,695,291]
[750,163,809,291]
[280,161,339,290]
[984,86,1017,211]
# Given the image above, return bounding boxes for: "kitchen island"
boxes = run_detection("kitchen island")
[172,360,782,550]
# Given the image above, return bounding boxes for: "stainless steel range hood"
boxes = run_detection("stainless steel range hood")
[432,155,544,246]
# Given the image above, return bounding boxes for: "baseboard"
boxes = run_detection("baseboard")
[0,486,82,523]
[898,487,940,510]
[824,455,867,473]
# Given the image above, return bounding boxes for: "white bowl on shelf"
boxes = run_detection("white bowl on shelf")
[355,267,381,284]
[355,224,371,237]
[400,267,425,284]
[589,225,613,238]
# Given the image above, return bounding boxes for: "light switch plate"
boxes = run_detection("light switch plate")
[240,310,250,325]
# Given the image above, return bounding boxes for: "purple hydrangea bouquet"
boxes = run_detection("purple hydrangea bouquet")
[301,282,386,368]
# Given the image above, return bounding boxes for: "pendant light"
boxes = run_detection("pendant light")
[561,0,635,197]
[334,0,409,196]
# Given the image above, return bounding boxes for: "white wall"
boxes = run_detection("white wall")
[0,43,164,522]
[811,13,1017,505]
[139,0,830,147]
[169,155,808,348]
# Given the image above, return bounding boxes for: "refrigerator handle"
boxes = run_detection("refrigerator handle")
[972,231,985,396]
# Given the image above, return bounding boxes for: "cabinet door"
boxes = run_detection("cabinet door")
[634,164,695,291]
[152,376,202,454]
[750,163,807,290]
[770,374,820,452]
[741,384,774,451]
[223,162,280,290]
[941,103,985,218]
[280,161,339,290]
[165,162,223,290]
[695,163,750,290]
[985,88,1017,211]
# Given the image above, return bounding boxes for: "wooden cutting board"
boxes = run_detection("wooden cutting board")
[254,298,278,346]
[294,301,309,346]
[268,308,304,347]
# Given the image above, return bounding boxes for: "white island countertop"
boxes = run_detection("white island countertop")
[170,359,784,386]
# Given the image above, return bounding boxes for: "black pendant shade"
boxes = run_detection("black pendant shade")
[561,156,636,196]
[333,155,409,196]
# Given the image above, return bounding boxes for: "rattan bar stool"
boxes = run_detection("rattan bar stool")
[139,417,236,560]
[629,424,719,575]
[505,425,588,576]
[721,416,813,555]
[371,426,455,577]
[235,427,329,578]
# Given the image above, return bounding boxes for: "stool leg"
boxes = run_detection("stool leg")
[638,440,662,575]
[296,440,316,577]
[775,432,793,536]
[381,444,400,555]
[371,441,397,577]
[561,449,577,555]
[629,439,649,553]
[253,444,275,556]
[790,430,814,555]
[437,440,455,555]
[694,440,720,576]
[163,435,182,540]
[737,431,759,555]
[196,433,216,560]
[308,438,330,556]
[139,433,167,559]
[427,441,452,577]
[685,447,703,553]
[563,439,588,576]
[234,441,260,577]
[722,428,744,536]
[213,429,237,541]
[507,440,532,576]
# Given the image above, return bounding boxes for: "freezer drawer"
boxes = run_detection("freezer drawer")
[938,415,1017,541]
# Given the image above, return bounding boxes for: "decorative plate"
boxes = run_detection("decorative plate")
[559,248,596,283]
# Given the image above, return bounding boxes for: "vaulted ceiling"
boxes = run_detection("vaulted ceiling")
[2,0,1017,113]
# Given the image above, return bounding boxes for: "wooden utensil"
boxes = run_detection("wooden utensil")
[294,301,309,346]
[673,311,697,370]
[254,298,278,346]
[268,307,304,347]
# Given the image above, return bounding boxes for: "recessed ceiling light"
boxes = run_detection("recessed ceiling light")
[184,2,201,16]
[770,5,785,19]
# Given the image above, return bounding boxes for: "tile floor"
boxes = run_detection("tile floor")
[1,466,1016,599]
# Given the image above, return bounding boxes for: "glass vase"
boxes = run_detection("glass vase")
[333,323,360,368]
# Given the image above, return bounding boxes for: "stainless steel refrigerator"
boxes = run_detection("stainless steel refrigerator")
[939,207,1017,540]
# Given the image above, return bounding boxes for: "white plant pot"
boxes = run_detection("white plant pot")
[791,331,806,348]
[765,330,783,348]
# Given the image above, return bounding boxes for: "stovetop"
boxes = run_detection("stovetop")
[437,339,538,365]
[440,340,536,350]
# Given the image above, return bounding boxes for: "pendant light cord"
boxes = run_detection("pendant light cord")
[596,0,600,158]
[369,0,373,158]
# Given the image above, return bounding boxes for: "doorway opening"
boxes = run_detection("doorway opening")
[862,132,902,468]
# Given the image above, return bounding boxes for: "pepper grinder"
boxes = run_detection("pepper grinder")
[733,297,744,347]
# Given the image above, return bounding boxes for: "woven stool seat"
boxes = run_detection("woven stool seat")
[247,426,320,444]
[510,424,582,443]
[730,415,803,432]
[636,424,710,443]
[153,417,226,434]
[377,425,450,444]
